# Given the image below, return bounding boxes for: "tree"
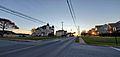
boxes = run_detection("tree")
[31,28,37,33]
[81,30,87,36]
[0,18,19,36]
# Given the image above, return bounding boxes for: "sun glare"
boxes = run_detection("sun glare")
[12,29,32,34]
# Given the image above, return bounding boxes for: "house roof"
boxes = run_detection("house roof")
[36,24,54,30]
[116,21,120,23]
[108,23,116,27]
[95,25,103,28]
[95,24,108,28]
[56,30,67,32]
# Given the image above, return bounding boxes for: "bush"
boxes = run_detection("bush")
[99,33,120,37]
[75,37,79,43]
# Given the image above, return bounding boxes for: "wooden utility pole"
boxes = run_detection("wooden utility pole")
[62,22,64,30]
[78,26,80,36]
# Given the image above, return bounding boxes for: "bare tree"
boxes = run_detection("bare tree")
[0,18,19,36]
[31,28,37,33]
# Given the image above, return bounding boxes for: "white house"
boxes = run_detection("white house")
[108,23,117,33]
[31,24,54,36]
[95,24,108,34]
[56,30,67,36]
[116,21,120,32]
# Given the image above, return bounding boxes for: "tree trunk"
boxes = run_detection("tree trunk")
[2,22,5,37]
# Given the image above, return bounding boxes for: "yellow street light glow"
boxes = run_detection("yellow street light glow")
[91,32,96,35]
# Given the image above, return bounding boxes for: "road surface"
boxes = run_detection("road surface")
[0,37,120,57]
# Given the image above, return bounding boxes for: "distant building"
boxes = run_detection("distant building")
[87,21,120,36]
[66,32,75,37]
[15,33,30,37]
[0,30,15,36]
[95,24,108,34]
[0,30,30,37]
[88,28,97,35]
[108,23,117,33]
[105,22,120,33]
[56,30,67,36]
[95,23,120,34]
[115,21,120,32]
[31,24,54,36]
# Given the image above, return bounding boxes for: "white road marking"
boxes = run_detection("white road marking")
[111,47,120,52]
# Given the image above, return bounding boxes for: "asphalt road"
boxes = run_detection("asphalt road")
[0,37,120,57]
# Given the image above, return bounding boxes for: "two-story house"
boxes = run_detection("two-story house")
[95,24,108,34]
[31,24,54,36]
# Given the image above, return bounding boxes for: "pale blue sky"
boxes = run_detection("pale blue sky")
[0,0,120,34]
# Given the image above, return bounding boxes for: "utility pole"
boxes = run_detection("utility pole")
[61,22,64,36]
[62,22,64,30]
[78,26,80,36]
[70,29,72,32]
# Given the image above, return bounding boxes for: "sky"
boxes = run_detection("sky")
[0,0,120,34]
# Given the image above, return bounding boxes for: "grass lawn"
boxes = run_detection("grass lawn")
[0,36,63,40]
[81,36,120,47]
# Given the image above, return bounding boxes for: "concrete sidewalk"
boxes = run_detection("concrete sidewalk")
[79,37,86,44]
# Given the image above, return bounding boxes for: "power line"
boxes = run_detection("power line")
[0,5,64,35]
[0,8,38,23]
[0,5,46,24]
[0,5,60,26]
[67,0,77,29]
[69,0,77,21]
[0,5,60,32]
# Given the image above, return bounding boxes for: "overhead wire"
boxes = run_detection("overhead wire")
[0,5,61,32]
[67,0,78,30]
[0,5,46,24]
[0,8,38,23]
